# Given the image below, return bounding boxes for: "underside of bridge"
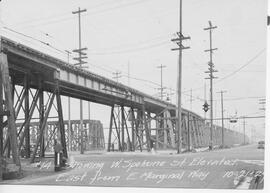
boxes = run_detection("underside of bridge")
[0,37,248,178]
[106,104,246,153]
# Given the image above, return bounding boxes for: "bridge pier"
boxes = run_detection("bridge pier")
[197,119,204,147]
[186,113,190,151]
[0,52,21,168]
[108,105,134,152]
[0,68,69,163]
[30,87,56,163]
[155,117,159,150]
[55,82,67,158]
[130,108,135,151]
[24,75,30,158]
[140,109,177,151]
[192,118,198,148]
[142,105,151,152]
[39,79,46,158]
[18,88,40,155]
[107,104,154,152]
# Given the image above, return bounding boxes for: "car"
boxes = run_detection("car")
[257,141,265,149]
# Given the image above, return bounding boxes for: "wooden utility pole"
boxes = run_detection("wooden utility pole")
[112,71,122,82]
[157,64,166,100]
[190,89,195,111]
[243,117,246,145]
[72,7,88,154]
[88,102,90,123]
[171,0,190,154]
[204,82,207,119]
[204,21,218,150]
[217,90,226,147]
[128,61,131,86]
[65,50,72,151]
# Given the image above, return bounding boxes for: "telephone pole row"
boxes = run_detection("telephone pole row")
[204,21,218,150]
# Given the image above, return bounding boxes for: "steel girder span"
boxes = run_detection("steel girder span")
[0,37,248,168]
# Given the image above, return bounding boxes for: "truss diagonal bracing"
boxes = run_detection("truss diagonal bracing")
[0,37,250,182]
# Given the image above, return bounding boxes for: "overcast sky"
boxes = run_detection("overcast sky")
[0,0,267,139]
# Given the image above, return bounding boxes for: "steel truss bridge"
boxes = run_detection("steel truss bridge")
[0,37,248,169]
[16,119,105,156]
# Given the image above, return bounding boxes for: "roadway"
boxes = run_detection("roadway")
[2,144,264,189]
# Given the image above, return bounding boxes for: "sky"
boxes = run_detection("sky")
[0,0,267,140]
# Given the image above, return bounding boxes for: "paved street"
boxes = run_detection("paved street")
[1,144,264,189]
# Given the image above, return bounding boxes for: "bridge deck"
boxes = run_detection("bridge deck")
[1,37,202,118]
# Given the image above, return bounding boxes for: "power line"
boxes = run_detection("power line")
[88,40,170,55]
[88,34,172,54]
[5,26,263,106]
[6,22,264,108]
[205,115,265,121]
[83,0,149,17]
[1,26,168,94]
[244,111,265,117]
[215,48,266,84]
[15,11,73,26]
[2,26,67,55]
[183,48,266,94]
[3,26,49,46]
[122,74,160,87]
[17,0,150,29]
[89,63,114,74]
[4,26,247,113]
[15,0,118,26]
[2,22,197,103]
[223,96,265,101]
[19,16,75,29]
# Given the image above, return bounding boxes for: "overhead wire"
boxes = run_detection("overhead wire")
[3,3,266,106]
[215,48,266,84]
[15,0,118,26]
[1,39,262,119]
[3,26,49,46]
[89,40,170,55]
[18,0,150,29]
[183,48,266,93]
[3,26,265,107]
[2,26,67,55]
[223,96,265,101]
[1,27,160,92]
[89,33,172,53]
[5,0,175,57]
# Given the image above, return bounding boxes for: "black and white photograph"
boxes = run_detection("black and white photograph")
[0,0,268,192]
